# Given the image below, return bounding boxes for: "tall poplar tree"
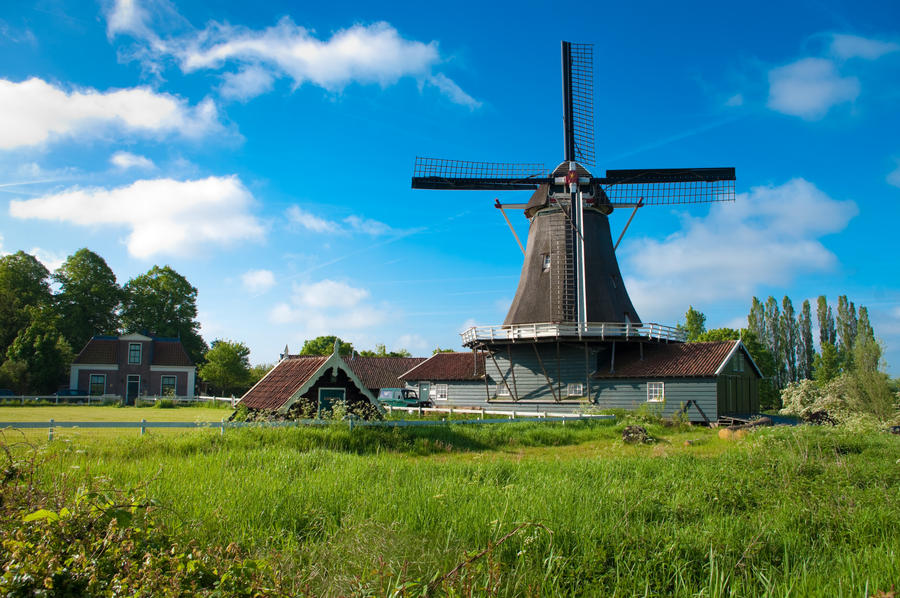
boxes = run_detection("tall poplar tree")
[780,296,798,383]
[816,296,836,347]
[797,300,814,380]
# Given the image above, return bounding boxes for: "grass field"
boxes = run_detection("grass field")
[2,416,899,596]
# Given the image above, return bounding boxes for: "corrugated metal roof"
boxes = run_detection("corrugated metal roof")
[593,341,740,378]
[239,356,328,410]
[400,352,485,381]
[73,338,118,364]
[344,356,427,389]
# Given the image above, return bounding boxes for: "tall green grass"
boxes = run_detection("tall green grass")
[22,421,900,596]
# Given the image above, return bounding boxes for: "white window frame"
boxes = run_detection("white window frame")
[541,254,551,272]
[434,384,448,400]
[496,383,511,397]
[128,342,142,365]
[89,374,106,396]
[647,381,665,402]
[160,375,177,396]
[566,383,584,397]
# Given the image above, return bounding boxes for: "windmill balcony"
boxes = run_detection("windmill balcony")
[460,321,687,346]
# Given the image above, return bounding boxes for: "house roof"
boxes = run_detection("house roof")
[400,352,485,382]
[343,356,427,389]
[239,355,328,410]
[72,335,194,366]
[593,340,757,379]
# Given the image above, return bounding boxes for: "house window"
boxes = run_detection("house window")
[161,375,177,397]
[647,381,665,402]
[128,343,142,364]
[89,374,105,396]
[496,384,511,397]
[541,254,551,272]
[434,384,448,400]
[567,383,583,397]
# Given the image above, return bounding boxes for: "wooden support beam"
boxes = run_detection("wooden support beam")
[609,340,616,374]
[532,343,558,402]
[584,342,590,403]
[480,348,492,402]
[495,199,525,254]
[487,350,515,400]
[507,344,520,401]
[556,341,562,401]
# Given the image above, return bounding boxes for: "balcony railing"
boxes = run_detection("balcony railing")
[460,321,687,345]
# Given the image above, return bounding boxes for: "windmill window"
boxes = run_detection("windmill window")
[541,254,551,272]
[647,382,665,402]
[496,384,511,397]
[567,383,583,397]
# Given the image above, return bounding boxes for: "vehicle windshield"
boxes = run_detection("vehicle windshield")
[402,390,418,399]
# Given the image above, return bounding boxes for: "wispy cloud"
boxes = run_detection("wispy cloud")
[103,0,480,107]
[9,176,264,258]
[286,205,404,237]
[829,33,900,60]
[0,77,223,149]
[110,151,155,170]
[241,269,276,294]
[888,159,900,188]
[767,58,859,120]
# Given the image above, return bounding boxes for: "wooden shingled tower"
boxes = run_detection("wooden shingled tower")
[410,41,737,401]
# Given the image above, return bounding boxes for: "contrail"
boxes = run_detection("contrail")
[603,114,746,163]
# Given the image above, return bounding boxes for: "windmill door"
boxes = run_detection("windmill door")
[318,388,345,417]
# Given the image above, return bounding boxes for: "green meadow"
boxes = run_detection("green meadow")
[2,412,899,596]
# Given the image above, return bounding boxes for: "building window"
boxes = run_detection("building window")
[647,381,665,402]
[161,375,177,397]
[496,383,511,397]
[89,374,105,396]
[128,343,142,364]
[541,254,551,272]
[434,384,448,400]
[735,354,744,372]
[567,383,583,397]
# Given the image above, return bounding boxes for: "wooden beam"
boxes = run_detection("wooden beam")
[532,343,558,402]
[495,199,525,254]
[487,350,515,400]
[507,344,520,401]
[480,348,492,402]
[584,342,590,403]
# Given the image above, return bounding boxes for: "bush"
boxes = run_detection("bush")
[154,398,176,409]
[780,376,899,430]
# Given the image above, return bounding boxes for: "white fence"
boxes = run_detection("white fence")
[1,413,615,440]
[1,394,238,406]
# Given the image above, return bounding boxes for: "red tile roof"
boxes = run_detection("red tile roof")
[343,356,427,389]
[239,356,328,410]
[593,341,740,378]
[73,339,118,364]
[400,352,485,382]
[152,340,194,366]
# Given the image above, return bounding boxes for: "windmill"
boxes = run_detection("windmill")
[411,42,736,401]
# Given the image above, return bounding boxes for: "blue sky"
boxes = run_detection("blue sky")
[1,0,899,372]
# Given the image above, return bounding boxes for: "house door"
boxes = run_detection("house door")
[126,375,140,405]
[418,383,431,404]
[318,388,346,418]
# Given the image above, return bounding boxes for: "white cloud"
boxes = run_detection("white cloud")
[395,333,428,353]
[767,58,859,120]
[343,214,392,235]
[110,151,155,170]
[0,77,222,149]
[286,205,397,236]
[459,318,478,333]
[621,178,857,322]
[888,160,900,188]
[220,66,275,101]
[294,279,369,309]
[29,247,66,271]
[241,269,276,294]
[286,205,340,233]
[426,73,481,109]
[830,34,900,60]
[9,176,264,258]
[106,0,151,38]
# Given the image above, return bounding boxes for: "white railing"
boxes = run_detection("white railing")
[1,394,237,406]
[460,321,686,345]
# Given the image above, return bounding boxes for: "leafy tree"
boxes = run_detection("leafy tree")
[0,251,51,357]
[432,347,455,355]
[695,327,740,342]
[797,300,814,381]
[763,297,784,388]
[5,306,73,393]
[299,335,354,356]
[816,295,836,346]
[198,340,252,396]
[53,248,122,352]
[747,297,765,342]
[358,343,412,358]
[680,306,706,342]
[248,363,275,388]
[814,342,842,384]
[121,266,207,364]
[780,297,798,383]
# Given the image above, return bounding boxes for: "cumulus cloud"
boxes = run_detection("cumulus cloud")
[241,269,276,294]
[268,279,389,341]
[29,247,66,271]
[621,178,858,321]
[110,151,155,170]
[286,205,398,236]
[9,176,264,258]
[105,1,479,107]
[0,77,222,149]
[830,34,900,60]
[767,58,859,120]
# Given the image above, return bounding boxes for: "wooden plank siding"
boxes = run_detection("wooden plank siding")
[593,378,718,420]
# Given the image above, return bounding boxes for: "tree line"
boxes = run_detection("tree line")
[0,249,205,394]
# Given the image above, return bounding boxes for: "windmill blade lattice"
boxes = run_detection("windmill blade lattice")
[411,157,549,190]
[562,42,595,166]
[599,167,736,206]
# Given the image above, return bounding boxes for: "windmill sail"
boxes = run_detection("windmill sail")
[562,42,595,166]
[411,157,549,190]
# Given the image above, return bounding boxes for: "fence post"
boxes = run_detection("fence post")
[348,418,354,431]
[220,418,225,436]
[48,419,54,441]
[140,419,146,436]
[388,405,393,416]
[480,408,485,420]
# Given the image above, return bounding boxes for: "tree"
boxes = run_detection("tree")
[0,251,51,358]
[698,327,779,409]
[797,300,814,381]
[299,336,354,356]
[199,340,252,396]
[814,342,841,384]
[763,297,785,388]
[5,306,73,393]
[681,306,706,342]
[248,363,275,388]
[747,297,765,342]
[121,266,207,364]
[358,343,412,358]
[836,295,858,362]
[816,296,836,346]
[780,297,798,383]
[432,347,455,355]
[53,248,122,352]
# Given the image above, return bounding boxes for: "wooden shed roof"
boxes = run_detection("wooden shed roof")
[344,356,427,389]
[400,352,485,382]
[239,356,328,410]
[593,341,760,378]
